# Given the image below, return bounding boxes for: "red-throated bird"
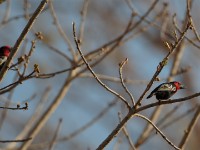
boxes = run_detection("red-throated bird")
[0,46,11,71]
[147,81,185,100]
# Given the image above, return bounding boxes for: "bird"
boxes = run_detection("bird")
[0,46,11,71]
[147,81,185,100]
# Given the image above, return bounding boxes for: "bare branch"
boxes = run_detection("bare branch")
[0,137,32,143]
[134,114,180,150]
[119,58,135,106]
[118,112,136,150]
[73,22,131,110]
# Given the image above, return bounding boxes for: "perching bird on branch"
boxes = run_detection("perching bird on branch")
[147,81,185,100]
[0,46,11,71]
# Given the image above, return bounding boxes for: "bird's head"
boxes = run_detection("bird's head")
[0,46,11,57]
[173,81,185,90]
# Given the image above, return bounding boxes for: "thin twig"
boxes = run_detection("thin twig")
[73,22,131,110]
[134,114,180,150]
[49,119,62,150]
[118,112,136,150]
[119,58,135,106]
[78,0,90,45]
[0,137,32,143]
[22,39,36,76]
[0,103,28,110]
[179,105,200,149]
[49,0,76,61]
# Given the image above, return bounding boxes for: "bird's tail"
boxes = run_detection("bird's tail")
[146,93,153,99]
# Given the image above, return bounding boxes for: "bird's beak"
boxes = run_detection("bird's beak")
[180,84,185,89]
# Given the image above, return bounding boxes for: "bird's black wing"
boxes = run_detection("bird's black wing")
[146,83,165,99]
